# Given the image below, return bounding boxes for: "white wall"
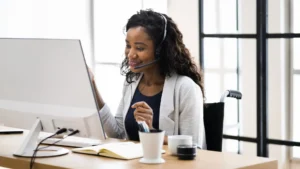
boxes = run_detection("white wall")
[0,0,93,65]
[167,0,200,66]
[268,0,290,168]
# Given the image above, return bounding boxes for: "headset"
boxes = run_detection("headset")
[134,13,167,69]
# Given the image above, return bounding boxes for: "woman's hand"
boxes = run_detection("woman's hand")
[87,67,95,83]
[132,101,154,129]
[87,67,105,109]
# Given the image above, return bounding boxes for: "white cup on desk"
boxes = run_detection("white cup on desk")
[168,135,192,155]
[139,129,165,164]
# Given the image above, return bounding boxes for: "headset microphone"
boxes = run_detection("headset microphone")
[134,58,160,69]
[134,13,167,70]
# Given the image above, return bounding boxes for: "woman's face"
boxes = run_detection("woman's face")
[125,26,156,73]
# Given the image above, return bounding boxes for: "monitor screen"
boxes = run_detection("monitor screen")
[0,38,105,140]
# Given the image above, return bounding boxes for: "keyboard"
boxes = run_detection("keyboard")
[38,133,102,148]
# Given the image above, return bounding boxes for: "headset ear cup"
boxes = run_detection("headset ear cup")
[155,50,159,59]
[155,46,163,59]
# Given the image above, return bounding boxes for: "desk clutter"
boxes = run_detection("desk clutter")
[168,135,197,160]
[0,126,278,169]
[138,130,166,164]
[72,142,146,160]
[72,134,196,163]
[177,145,197,160]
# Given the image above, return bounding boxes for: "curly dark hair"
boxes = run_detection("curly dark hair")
[121,9,205,98]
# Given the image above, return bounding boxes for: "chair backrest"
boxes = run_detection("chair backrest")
[204,102,225,151]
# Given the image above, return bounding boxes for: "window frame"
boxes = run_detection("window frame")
[201,0,241,153]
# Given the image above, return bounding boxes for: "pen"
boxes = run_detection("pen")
[141,121,149,132]
[137,121,149,132]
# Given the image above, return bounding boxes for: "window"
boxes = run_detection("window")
[93,0,167,115]
[203,0,240,153]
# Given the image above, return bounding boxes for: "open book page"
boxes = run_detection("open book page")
[72,142,143,160]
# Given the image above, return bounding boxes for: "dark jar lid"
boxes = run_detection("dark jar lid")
[177,144,197,160]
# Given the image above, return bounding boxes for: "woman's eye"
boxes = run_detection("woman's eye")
[137,47,144,51]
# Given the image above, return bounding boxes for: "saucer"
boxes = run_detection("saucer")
[139,158,165,164]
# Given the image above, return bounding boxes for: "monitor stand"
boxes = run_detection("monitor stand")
[13,119,69,158]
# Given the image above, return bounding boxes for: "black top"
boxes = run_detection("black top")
[125,88,162,141]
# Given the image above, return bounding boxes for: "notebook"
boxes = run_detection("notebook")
[72,142,144,160]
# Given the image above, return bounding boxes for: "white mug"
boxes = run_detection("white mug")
[168,135,192,155]
[139,130,165,164]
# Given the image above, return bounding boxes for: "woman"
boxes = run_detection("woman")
[91,9,206,148]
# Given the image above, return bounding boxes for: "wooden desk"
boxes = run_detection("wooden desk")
[0,126,277,169]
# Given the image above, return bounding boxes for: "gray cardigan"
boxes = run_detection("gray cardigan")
[99,73,206,149]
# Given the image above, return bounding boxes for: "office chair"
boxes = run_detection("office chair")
[204,90,242,152]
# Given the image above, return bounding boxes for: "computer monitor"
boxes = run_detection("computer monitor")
[0,38,106,157]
